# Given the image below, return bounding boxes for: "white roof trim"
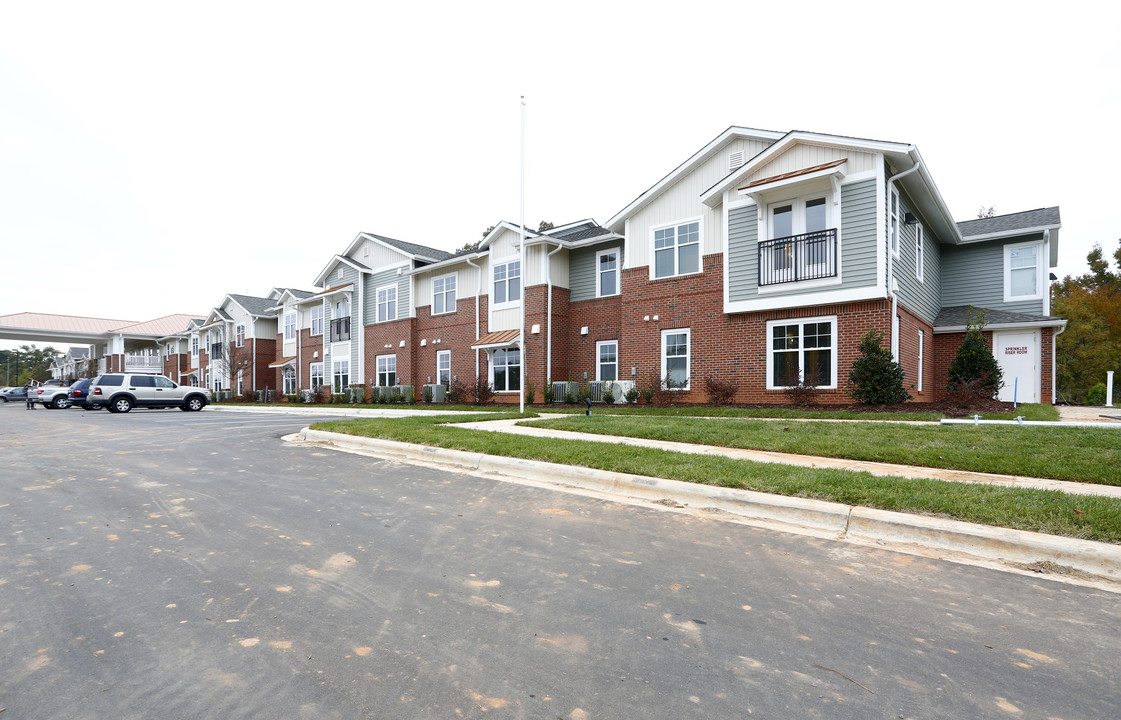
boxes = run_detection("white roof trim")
[958,224,1061,243]
[933,319,1067,333]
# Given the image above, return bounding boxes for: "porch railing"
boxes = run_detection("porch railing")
[330,317,351,342]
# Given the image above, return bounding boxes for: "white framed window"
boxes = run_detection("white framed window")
[493,259,521,305]
[164,343,171,360]
[652,219,700,279]
[237,369,245,395]
[310,362,324,388]
[766,317,837,389]
[284,312,297,341]
[283,367,296,394]
[376,285,397,323]
[436,350,451,386]
[310,305,323,336]
[890,188,900,257]
[1004,240,1043,302]
[491,347,521,392]
[917,330,924,392]
[661,329,690,390]
[376,354,397,387]
[235,324,245,347]
[597,340,618,382]
[915,224,924,282]
[191,335,199,357]
[597,249,620,297]
[433,274,457,315]
[332,359,350,392]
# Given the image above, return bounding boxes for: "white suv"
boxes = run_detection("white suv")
[88,373,211,413]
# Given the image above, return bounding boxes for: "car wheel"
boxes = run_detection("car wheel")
[110,396,133,414]
[52,396,70,409]
[186,396,205,412]
[0,397,7,402]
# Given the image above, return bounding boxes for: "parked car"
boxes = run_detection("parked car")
[35,380,77,409]
[88,373,211,413]
[67,378,101,410]
[0,386,29,402]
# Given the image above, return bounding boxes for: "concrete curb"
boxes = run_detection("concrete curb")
[300,429,1121,583]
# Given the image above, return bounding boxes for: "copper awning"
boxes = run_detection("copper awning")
[471,328,521,349]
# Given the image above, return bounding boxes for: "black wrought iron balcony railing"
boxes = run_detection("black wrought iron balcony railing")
[758,228,838,287]
[330,317,351,342]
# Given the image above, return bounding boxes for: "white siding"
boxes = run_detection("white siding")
[629,137,772,269]
[413,259,485,310]
[355,240,410,269]
[490,227,521,258]
[491,306,521,332]
[746,144,878,185]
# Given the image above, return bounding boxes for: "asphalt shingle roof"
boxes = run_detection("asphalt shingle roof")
[228,294,276,316]
[957,207,1061,238]
[364,233,451,261]
[934,306,1063,328]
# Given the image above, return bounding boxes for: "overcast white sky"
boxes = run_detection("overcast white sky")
[2,1,1118,352]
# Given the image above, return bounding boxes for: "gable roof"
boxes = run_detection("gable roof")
[957,207,1061,239]
[225,293,277,317]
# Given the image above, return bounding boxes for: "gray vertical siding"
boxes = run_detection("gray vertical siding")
[726,177,879,302]
[570,241,623,302]
[364,267,408,325]
[941,237,1045,315]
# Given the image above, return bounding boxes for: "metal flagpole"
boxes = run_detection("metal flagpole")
[519,95,526,414]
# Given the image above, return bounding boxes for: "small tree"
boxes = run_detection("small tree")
[704,374,737,406]
[848,330,910,404]
[947,308,1003,400]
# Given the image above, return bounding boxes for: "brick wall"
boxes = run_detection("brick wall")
[363,317,417,390]
[896,305,935,402]
[413,295,485,390]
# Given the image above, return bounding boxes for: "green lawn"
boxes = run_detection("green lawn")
[311,413,1121,544]
[520,414,1120,486]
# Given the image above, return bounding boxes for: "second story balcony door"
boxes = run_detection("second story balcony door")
[760,196,837,287]
[330,317,350,343]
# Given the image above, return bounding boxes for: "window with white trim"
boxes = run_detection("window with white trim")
[433,274,457,315]
[436,350,451,386]
[1004,241,1043,301]
[597,249,620,297]
[661,329,690,390]
[653,220,700,279]
[235,324,245,347]
[597,340,618,382]
[237,369,245,395]
[376,354,396,387]
[191,335,199,357]
[164,343,171,360]
[284,312,297,341]
[310,305,323,336]
[310,362,324,388]
[493,260,521,305]
[917,330,924,392]
[376,286,397,323]
[491,347,521,392]
[915,224,924,282]
[332,359,350,393]
[890,188,900,257]
[767,317,837,389]
[283,367,296,395]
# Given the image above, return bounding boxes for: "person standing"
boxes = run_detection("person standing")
[24,380,36,409]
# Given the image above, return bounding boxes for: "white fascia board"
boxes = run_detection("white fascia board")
[888,146,962,245]
[403,252,486,277]
[542,218,597,234]
[934,319,1067,333]
[733,161,848,200]
[357,233,446,264]
[723,285,887,315]
[479,221,540,251]
[312,255,370,287]
[607,126,786,232]
[957,224,1061,244]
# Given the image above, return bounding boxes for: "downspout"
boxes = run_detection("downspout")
[466,255,482,381]
[1051,322,1066,405]
[885,149,923,359]
[546,242,564,386]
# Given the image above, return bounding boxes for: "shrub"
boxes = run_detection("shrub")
[239,388,258,403]
[286,394,299,404]
[704,375,737,406]
[625,386,640,404]
[602,389,616,405]
[422,385,433,403]
[447,377,468,404]
[564,391,577,405]
[472,376,495,405]
[948,308,1003,400]
[1085,382,1107,406]
[331,393,346,404]
[544,381,554,404]
[848,329,911,404]
[526,384,536,404]
[782,366,821,407]
[576,383,591,404]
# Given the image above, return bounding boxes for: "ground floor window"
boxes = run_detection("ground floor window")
[767,317,837,389]
[283,367,296,394]
[332,359,350,392]
[310,362,324,389]
[597,341,617,382]
[491,347,521,392]
[661,329,690,390]
[237,369,245,395]
[437,350,451,386]
[917,330,924,392]
[377,354,397,387]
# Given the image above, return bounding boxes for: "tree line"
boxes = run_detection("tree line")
[1052,239,1121,403]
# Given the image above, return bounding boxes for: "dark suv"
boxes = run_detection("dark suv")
[88,373,211,413]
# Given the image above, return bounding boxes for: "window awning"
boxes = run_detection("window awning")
[471,329,521,350]
[180,368,198,377]
[269,356,297,369]
[738,158,847,195]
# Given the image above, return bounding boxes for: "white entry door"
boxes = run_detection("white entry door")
[994,330,1040,403]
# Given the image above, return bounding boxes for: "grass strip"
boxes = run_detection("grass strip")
[520,415,1120,486]
[311,413,1121,544]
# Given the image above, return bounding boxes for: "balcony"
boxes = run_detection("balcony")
[758,228,837,287]
[124,354,162,373]
[330,317,351,342]
[209,344,224,360]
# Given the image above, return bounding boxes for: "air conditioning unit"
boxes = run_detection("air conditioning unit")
[551,381,577,403]
[424,383,447,402]
[611,380,635,404]
[587,381,606,403]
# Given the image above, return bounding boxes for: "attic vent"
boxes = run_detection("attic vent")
[363,243,370,257]
[728,151,744,172]
[337,268,343,280]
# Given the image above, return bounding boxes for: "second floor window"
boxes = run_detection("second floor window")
[310,305,323,336]
[284,312,297,341]
[1006,242,1041,301]
[377,286,397,323]
[235,324,245,347]
[331,299,351,342]
[433,274,456,315]
[191,336,198,357]
[493,260,521,304]
[653,221,700,279]
[598,250,619,297]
